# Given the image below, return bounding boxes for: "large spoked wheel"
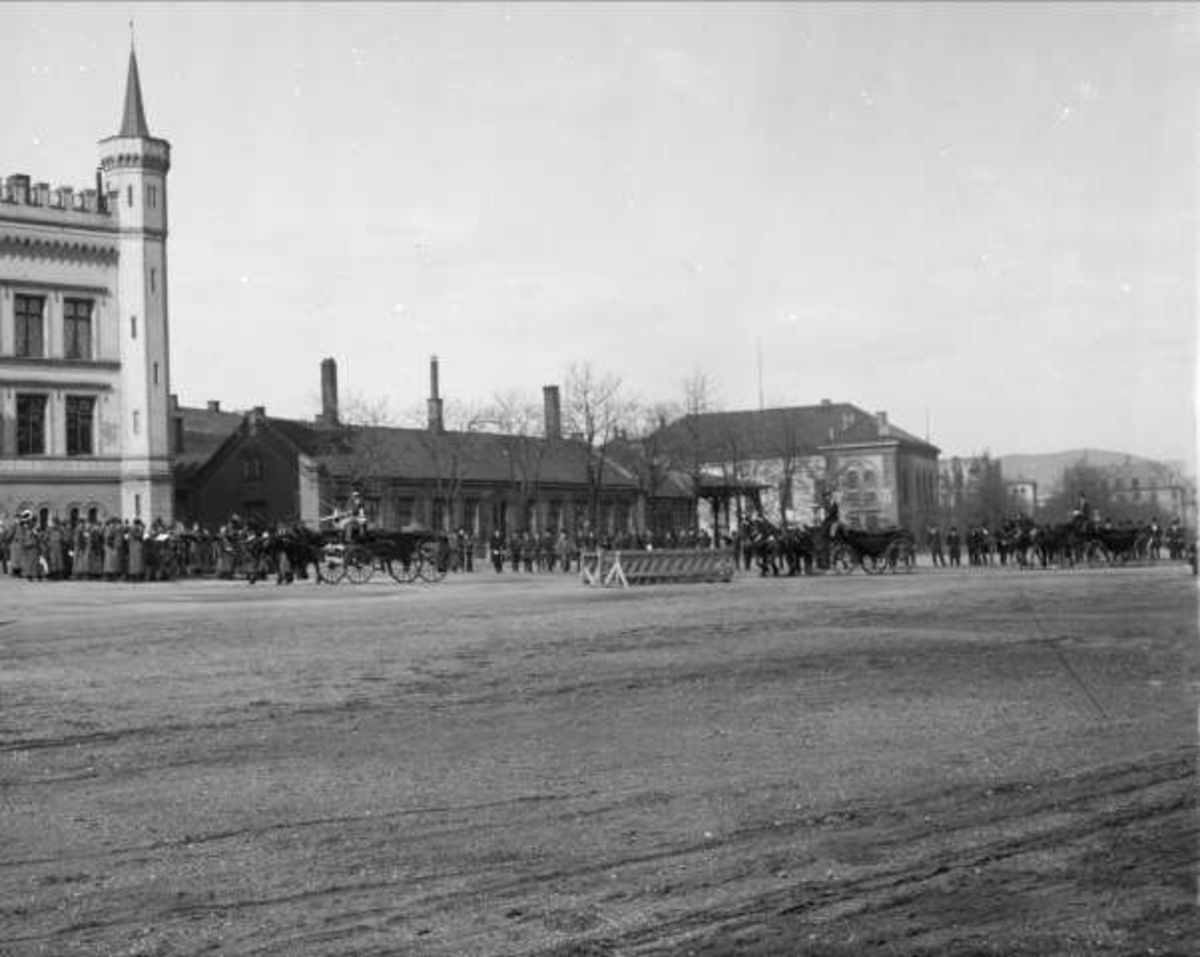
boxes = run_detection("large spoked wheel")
[319,545,346,585]
[830,545,856,575]
[387,555,419,583]
[344,545,375,584]
[416,543,447,583]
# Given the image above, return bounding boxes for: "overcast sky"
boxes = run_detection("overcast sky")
[3,3,1195,468]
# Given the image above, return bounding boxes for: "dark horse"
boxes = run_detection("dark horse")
[740,517,819,576]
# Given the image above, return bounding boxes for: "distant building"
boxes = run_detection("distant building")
[1101,455,1194,519]
[0,46,173,525]
[1000,449,1196,526]
[651,401,940,536]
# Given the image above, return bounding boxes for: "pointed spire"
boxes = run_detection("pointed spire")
[118,42,150,138]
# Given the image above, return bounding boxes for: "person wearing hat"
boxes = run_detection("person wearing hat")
[336,490,369,541]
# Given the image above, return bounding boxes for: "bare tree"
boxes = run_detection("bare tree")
[481,391,549,532]
[623,398,681,539]
[324,391,401,518]
[562,361,634,532]
[400,397,487,532]
[670,369,721,534]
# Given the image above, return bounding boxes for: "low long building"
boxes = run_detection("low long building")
[173,358,688,542]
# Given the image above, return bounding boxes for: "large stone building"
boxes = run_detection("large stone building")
[652,402,941,537]
[0,47,172,525]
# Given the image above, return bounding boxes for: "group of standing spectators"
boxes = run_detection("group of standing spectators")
[0,511,177,582]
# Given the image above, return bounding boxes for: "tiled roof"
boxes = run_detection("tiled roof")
[653,403,939,462]
[174,405,243,472]
[320,424,641,488]
[182,411,641,489]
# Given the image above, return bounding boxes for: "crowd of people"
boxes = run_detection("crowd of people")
[924,513,1192,568]
[0,505,732,584]
[2,500,1191,584]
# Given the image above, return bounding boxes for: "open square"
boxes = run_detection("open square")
[1,565,1195,955]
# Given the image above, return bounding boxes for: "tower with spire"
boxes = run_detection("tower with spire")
[99,42,173,521]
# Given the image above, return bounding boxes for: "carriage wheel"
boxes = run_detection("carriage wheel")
[387,556,419,584]
[416,544,447,583]
[344,546,375,584]
[830,545,856,574]
[417,546,446,585]
[319,556,346,585]
[897,543,916,573]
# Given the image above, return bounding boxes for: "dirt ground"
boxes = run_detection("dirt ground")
[1,563,1196,956]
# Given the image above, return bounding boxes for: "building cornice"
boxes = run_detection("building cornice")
[0,230,119,263]
[0,279,113,297]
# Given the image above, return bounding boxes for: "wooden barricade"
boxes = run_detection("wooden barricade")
[580,548,736,588]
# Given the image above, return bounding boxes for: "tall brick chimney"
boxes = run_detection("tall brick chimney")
[319,357,339,426]
[427,354,444,433]
[543,385,562,440]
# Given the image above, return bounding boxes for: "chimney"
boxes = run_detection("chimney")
[543,385,562,441]
[319,357,339,426]
[427,354,444,433]
[6,174,29,204]
[876,411,889,436]
[206,400,221,412]
[34,182,50,206]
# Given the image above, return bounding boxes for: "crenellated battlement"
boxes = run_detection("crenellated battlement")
[0,173,113,222]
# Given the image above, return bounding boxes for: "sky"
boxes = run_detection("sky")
[3,3,1196,469]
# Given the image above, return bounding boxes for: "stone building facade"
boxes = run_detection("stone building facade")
[653,402,940,537]
[0,47,173,525]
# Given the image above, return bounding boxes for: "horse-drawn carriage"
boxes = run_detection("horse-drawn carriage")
[318,528,448,585]
[829,525,916,575]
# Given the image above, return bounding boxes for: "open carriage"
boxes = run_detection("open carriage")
[829,525,916,575]
[320,528,449,585]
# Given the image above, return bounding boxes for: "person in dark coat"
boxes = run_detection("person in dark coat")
[946,525,962,567]
[490,528,505,573]
[126,519,145,581]
[45,517,66,580]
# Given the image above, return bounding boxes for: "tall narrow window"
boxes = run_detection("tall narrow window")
[63,298,93,360]
[130,315,138,339]
[16,394,47,455]
[66,396,95,456]
[147,184,157,208]
[132,410,140,435]
[127,185,133,208]
[153,362,159,385]
[150,268,156,292]
[14,294,45,357]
